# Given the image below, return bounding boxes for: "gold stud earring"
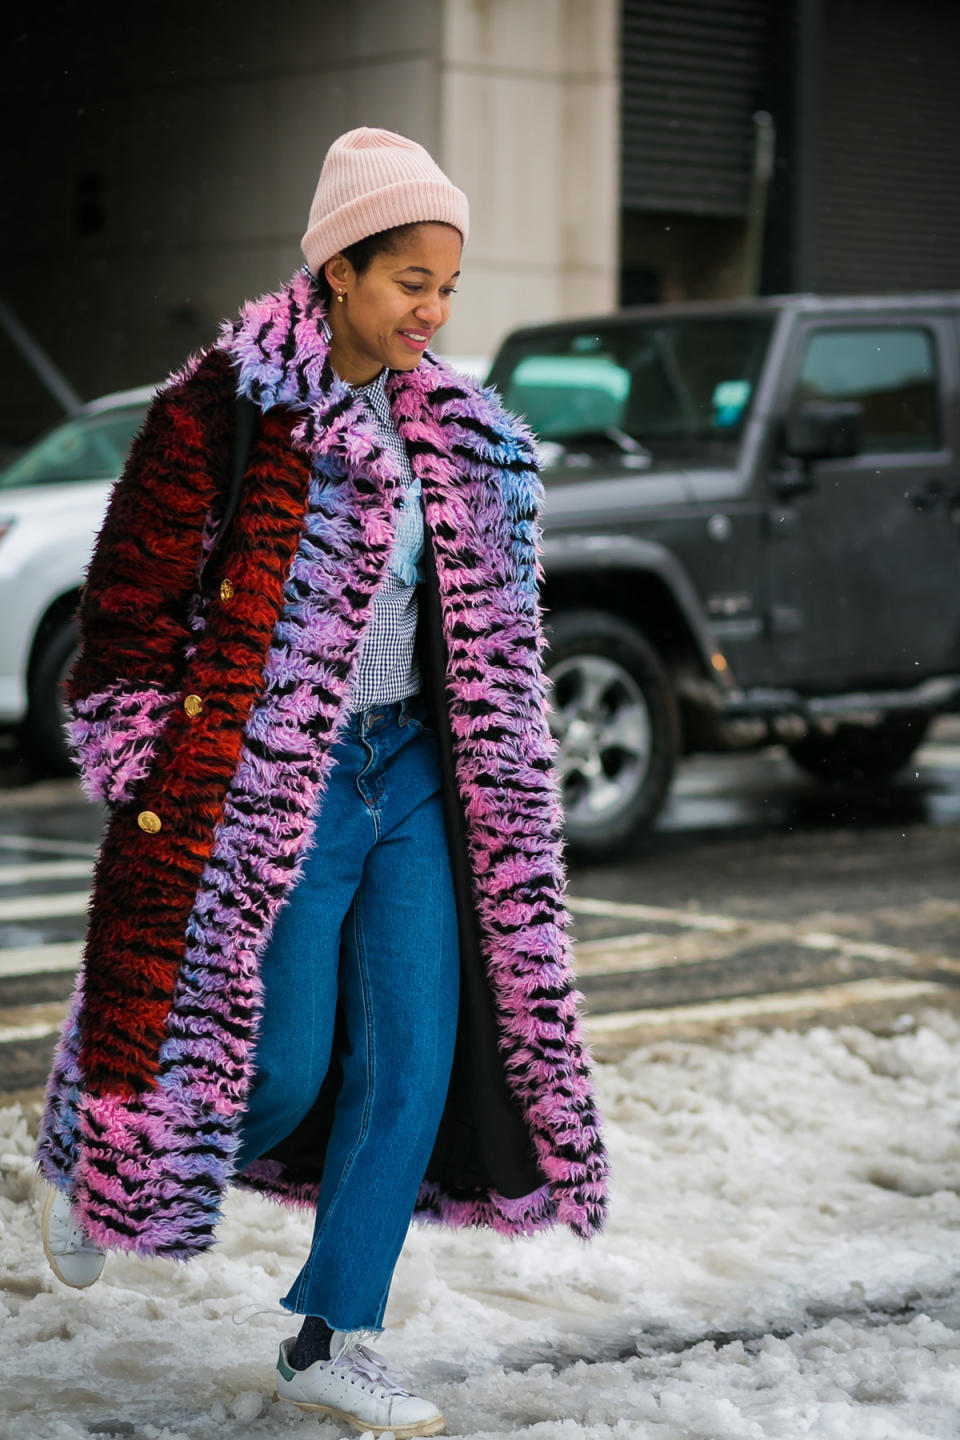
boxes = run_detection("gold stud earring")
[336,289,345,304]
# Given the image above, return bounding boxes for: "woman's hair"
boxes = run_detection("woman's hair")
[311,222,422,306]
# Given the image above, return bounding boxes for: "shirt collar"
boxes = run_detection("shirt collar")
[320,318,390,420]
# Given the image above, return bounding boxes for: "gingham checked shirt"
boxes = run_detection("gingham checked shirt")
[322,324,424,712]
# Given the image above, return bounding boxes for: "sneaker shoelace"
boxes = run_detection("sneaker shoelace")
[342,1343,411,1397]
[232,1304,291,1326]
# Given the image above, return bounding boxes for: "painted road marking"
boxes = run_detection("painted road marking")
[0,999,70,1045]
[0,860,93,885]
[799,931,960,972]
[0,1020,61,1045]
[0,943,82,979]
[584,977,946,1035]
[569,895,749,933]
[569,897,960,977]
[0,892,89,922]
[0,779,90,812]
[0,834,98,858]
[574,929,751,976]
[916,744,960,769]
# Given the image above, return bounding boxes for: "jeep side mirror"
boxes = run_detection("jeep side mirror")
[782,401,862,462]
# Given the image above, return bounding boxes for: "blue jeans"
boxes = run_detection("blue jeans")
[233,694,460,1330]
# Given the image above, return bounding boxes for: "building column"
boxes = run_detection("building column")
[436,0,620,358]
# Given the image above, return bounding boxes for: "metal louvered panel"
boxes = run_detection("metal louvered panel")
[621,0,769,217]
[818,0,960,292]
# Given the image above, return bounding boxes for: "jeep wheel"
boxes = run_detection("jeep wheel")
[544,610,680,858]
[786,714,931,783]
[20,615,79,778]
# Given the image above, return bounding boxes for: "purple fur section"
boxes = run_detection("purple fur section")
[39,269,607,1253]
[73,1089,227,1258]
[67,684,177,804]
[36,974,85,1193]
[389,361,609,1235]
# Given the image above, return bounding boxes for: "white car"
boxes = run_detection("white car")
[1,355,490,773]
[0,386,153,772]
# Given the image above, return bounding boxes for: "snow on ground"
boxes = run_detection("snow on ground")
[3,1011,960,1440]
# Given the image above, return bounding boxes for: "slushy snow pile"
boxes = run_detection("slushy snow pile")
[3,1013,960,1439]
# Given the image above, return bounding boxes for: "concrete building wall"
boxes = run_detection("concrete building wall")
[3,0,620,446]
[438,0,620,355]
[3,1,446,441]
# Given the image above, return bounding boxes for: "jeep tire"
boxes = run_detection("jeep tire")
[544,609,680,858]
[20,614,79,778]
[786,713,931,783]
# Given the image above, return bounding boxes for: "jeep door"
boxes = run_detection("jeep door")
[765,314,960,688]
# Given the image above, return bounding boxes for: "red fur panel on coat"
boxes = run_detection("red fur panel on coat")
[75,356,312,1096]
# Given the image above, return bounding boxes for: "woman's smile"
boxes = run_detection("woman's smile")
[397,327,433,351]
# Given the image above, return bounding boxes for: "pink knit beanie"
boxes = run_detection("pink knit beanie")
[300,127,469,275]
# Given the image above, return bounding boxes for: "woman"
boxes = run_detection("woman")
[35,127,608,1437]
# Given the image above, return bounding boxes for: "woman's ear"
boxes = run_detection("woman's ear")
[323,254,351,294]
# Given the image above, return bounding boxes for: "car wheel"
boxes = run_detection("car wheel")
[786,714,931,783]
[544,609,680,858]
[20,615,79,778]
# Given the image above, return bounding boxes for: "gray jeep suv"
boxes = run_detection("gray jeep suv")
[488,295,960,857]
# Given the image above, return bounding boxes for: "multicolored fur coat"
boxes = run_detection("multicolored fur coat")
[34,268,609,1257]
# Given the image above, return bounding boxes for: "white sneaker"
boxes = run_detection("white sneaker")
[41,1184,106,1289]
[275,1336,445,1437]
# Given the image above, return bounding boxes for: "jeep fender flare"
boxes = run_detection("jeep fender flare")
[540,533,731,689]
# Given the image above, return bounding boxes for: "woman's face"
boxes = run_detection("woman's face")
[323,222,462,383]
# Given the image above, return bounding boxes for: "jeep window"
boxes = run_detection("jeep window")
[0,405,147,489]
[489,317,773,461]
[792,327,940,452]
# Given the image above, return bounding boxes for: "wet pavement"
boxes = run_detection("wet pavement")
[1,720,959,1094]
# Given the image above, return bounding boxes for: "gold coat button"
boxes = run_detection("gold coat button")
[137,810,162,834]
[219,577,235,602]
[183,693,203,717]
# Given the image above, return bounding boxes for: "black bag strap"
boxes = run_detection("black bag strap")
[199,393,258,592]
